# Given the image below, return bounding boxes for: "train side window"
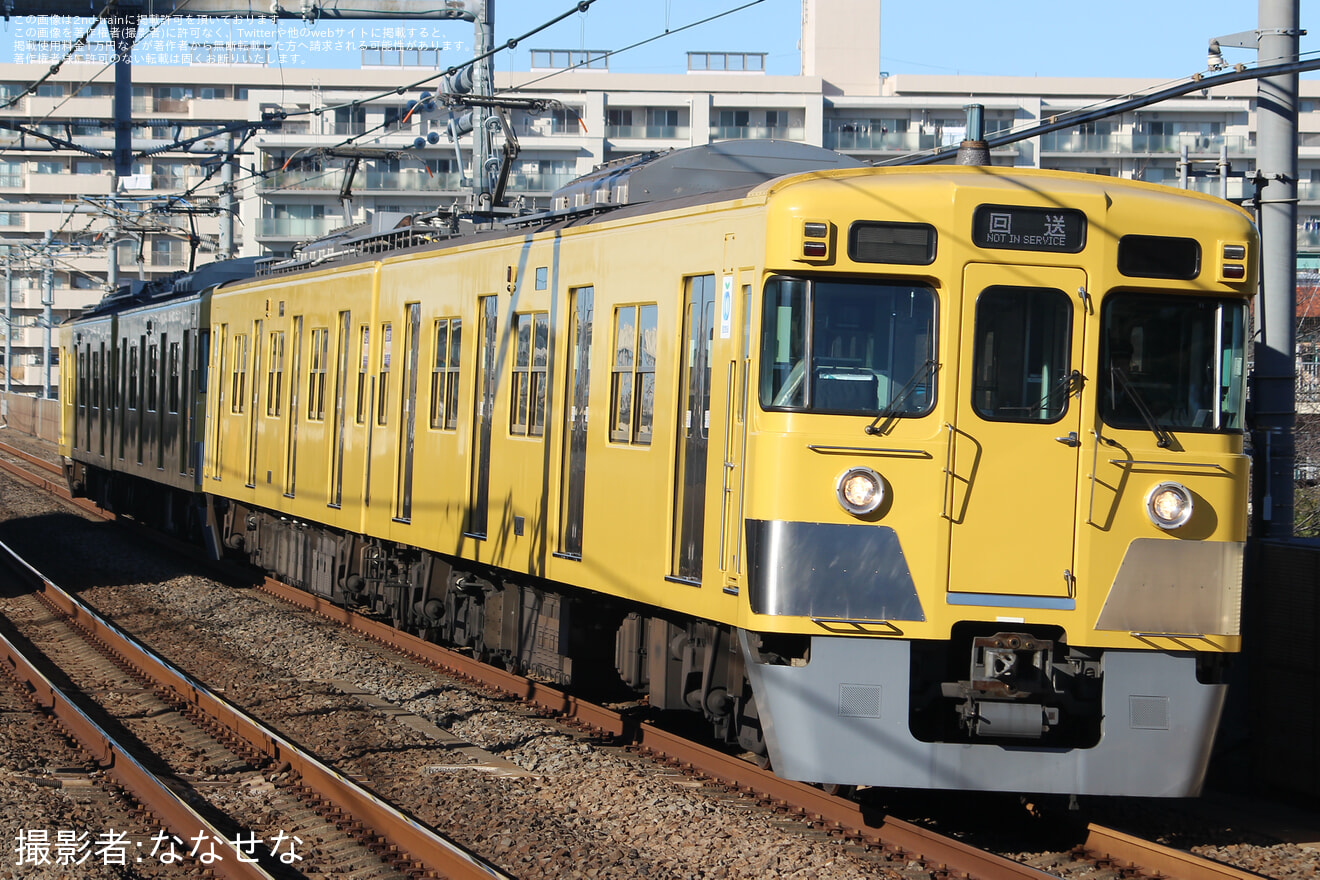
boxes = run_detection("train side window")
[196,329,209,394]
[230,335,247,414]
[378,322,392,425]
[147,343,159,412]
[307,327,329,421]
[430,318,461,430]
[266,331,285,417]
[971,286,1071,423]
[510,311,548,437]
[167,341,180,413]
[610,303,657,444]
[355,324,370,423]
[128,344,140,410]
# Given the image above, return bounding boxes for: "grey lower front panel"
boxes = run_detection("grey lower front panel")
[739,631,1226,797]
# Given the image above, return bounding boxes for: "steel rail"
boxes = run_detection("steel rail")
[1084,824,1273,880]
[257,575,629,738]
[0,555,278,879]
[255,578,1058,880]
[0,441,111,520]
[634,721,1056,880]
[0,539,512,880]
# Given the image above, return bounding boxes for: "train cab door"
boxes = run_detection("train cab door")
[672,274,718,583]
[946,265,1087,603]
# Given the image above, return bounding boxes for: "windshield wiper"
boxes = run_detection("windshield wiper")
[866,359,939,436]
[1110,366,1173,449]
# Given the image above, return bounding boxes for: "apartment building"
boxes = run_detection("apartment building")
[0,0,1315,395]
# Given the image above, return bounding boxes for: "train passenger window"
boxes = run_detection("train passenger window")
[147,344,159,412]
[168,342,180,413]
[196,329,209,394]
[759,277,936,416]
[267,331,284,417]
[1100,293,1247,432]
[307,327,329,421]
[511,312,549,436]
[971,287,1071,423]
[128,345,140,410]
[378,322,392,425]
[429,318,461,430]
[355,325,370,423]
[610,303,657,444]
[230,335,247,414]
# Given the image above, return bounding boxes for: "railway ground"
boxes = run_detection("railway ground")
[1,430,1318,879]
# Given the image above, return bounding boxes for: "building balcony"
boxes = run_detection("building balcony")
[711,125,805,142]
[605,124,690,140]
[505,172,576,193]
[824,129,933,152]
[1039,132,1253,156]
[257,217,342,238]
[261,168,468,193]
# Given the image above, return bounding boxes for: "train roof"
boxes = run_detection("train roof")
[76,256,268,318]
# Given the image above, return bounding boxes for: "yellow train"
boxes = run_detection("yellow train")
[61,142,1256,796]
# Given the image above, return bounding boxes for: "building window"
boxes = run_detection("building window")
[530,48,608,70]
[688,52,766,72]
[307,327,329,421]
[429,318,461,430]
[510,312,549,436]
[610,304,657,445]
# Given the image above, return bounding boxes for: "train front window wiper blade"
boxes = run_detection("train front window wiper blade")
[865,359,939,436]
[1109,366,1173,449]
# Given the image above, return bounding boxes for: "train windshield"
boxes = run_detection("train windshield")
[759,277,937,415]
[1100,293,1247,433]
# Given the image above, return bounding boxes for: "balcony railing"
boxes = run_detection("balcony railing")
[257,217,342,238]
[261,169,469,192]
[1039,132,1253,155]
[605,124,690,140]
[824,129,933,152]
[711,125,804,141]
[505,172,576,193]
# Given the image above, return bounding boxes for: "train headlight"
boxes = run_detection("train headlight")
[836,467,885,516]
[1146,482,1193,530]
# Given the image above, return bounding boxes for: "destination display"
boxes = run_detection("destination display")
[972,205,1086,253]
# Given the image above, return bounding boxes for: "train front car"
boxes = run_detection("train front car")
[738,166,1255,797]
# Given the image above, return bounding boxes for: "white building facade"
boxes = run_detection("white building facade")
[0,0,1314,394]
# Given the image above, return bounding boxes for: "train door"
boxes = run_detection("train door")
[395,302,421,521]
[246,320,262,487]
[947,265,1087,601]
[330,311,351,507]
[719,276,752,588]
[673,274,717,582]
[285,317,303,497]
[467,296,497,538]
[558,286,593,557]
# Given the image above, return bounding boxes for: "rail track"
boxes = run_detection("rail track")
[0,437,1305,880]
[0,532,510,879]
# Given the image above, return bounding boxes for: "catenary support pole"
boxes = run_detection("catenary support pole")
[1252,0,1301,538]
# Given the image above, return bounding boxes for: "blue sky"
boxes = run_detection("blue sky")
[0,0,1313,81]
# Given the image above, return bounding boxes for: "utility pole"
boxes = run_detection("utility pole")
[40,229,52,400]
[220,134,235,259]
[1253,0,1302,538]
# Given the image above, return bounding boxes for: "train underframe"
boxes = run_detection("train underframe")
[67,461,1231,796]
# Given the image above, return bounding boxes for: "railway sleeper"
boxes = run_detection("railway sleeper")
[216,497,766,758]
